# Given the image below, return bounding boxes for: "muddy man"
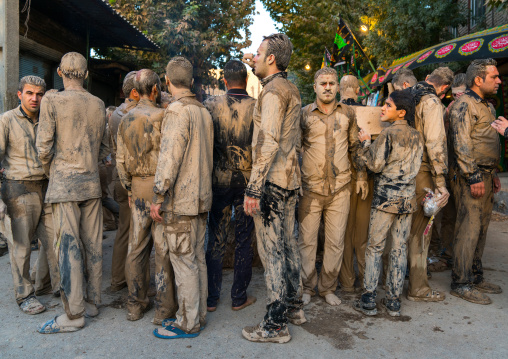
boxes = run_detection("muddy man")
[299,68,367,307]
[37,52,110,333]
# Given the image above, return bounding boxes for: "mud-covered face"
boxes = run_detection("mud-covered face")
[17,84,44,115]
[314,74,338,105]
[381,97,404,123]
[253,40,270,79]
[478,65,501,96]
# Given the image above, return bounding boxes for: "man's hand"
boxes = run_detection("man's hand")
[434,187,450,207]
[150,203,163,223]
[494,176,501,194]
[470,181,485,199]
[244,196,260,216]
[358,128,371,143]
[356,180,369,201]
[242,53,254,68]
[0,200,6,220]
[491,116,508,136]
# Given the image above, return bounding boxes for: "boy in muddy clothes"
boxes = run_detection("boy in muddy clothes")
[407,67,453,302]
[241,33,303,344]
[109,71,139,293]
[116,69,177,323]
[0,76,60,314]
[204,60,257,312]
[449,59,502,305]
[354,90,423,317]
[150,57,213,339]
[299,68,367,307]
[36,52,110,333]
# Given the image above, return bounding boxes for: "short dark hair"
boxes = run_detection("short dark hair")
[224,60,247,86]
[466,58,497,88]
[122,71,137,98]
[262,33,293,71]
[166,56,193,89]
[389,89,416,127]
[427,67,454,87]
[452,73,466,88]
[392,68,417,88]
[134,69,161,96]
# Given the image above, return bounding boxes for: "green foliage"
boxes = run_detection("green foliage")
[486,0,508,11]
[97,0,255,92]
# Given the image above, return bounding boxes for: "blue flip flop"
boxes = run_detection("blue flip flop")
[162,318,205,331]
[38,317,83,334]
[153,325,199,339]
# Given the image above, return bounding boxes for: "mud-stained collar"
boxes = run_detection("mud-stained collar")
[137,98,157,107]
[18,106,38,124]
[309,100,340,115]
[464,89,490,106]
[173,90,196,101]
[391,119,408,126]
[227,88,249,96]
[260,71,288,87]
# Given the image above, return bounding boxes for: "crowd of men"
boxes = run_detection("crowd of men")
[0,32,505,343]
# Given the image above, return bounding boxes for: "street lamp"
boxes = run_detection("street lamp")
[305,64,311,71]
[360,24,368,32]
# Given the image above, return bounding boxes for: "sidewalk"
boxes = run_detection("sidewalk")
[0,217,507,359]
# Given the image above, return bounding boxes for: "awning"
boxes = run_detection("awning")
[25,0,159,51]
[368,24,508,88]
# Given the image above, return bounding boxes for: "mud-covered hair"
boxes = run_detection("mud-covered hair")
[427,66,454,87]
[466,58,497,88]
[314,67,338,83]
[339,75,359,99]
[389,89,415,127]
[58,52,88,79]
[18,76,46,92]
[165,56,193,89]
[122,71,137,98]
[392,68,417,89]
[262,33,293,71]
[452,73,466,89]
[224,60,248,86]
[134,69,161,96]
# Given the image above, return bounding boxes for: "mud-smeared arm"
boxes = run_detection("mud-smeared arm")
[422,99,448,188]
[359,130,389,174]
[36,96,56,176]
[116,125,132,194]
[348,108,367,180]
[98,114,110,162]
[152,110,190,204]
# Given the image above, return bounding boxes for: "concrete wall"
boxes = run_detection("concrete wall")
[0,0,20,113]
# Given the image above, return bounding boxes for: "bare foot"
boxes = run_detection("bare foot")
[84,302,99,317]
[302,293,311,306]
[56,313,85,328]
[325,293,342,306]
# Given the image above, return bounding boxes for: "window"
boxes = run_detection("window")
[470,0,486,28]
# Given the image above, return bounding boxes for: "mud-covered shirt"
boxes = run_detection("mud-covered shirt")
[414,94,448,189]
[245,72,301,199]
[359,120,423,214]
[153,91,213,215]
[449,89,500,185]
[204,89,255,188]
[37,88,109,203]
[0,107,46,184]
[300,100,366,196]
[109,98,138,155]
[116,99,163,192]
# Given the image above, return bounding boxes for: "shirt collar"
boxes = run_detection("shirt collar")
[18,106,38,124]
[138,98,156,106]
[465,89,490,106]
[227,88,249,96]
[174,90,196,101]
[392,119,408,126]
[260,71,288,87]
[310,100,340,115]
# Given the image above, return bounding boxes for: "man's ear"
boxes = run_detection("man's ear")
[474,76,483,88]
[165,75,170,86]
[57,68,63,78]
[355,87,360,95]
[267,54,275,66]
[17,91,22,101]
[399,109,406,119]
[84,71,89,80]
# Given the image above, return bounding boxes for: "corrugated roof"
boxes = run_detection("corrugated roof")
[27,0,159,50]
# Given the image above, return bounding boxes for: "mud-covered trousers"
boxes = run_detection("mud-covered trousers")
[451,172,494,289]
[364,209,412,299]
[206,186,254,308]
[339,177,374,291]
[253,182,302,330]
[298,187,350,296]
[52,198,102,319]
[2,179,60,304]
[110,179,130,290]
[128,176,177,320]
[162,212,207,334]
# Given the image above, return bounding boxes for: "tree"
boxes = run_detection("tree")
[99,0,256,98]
